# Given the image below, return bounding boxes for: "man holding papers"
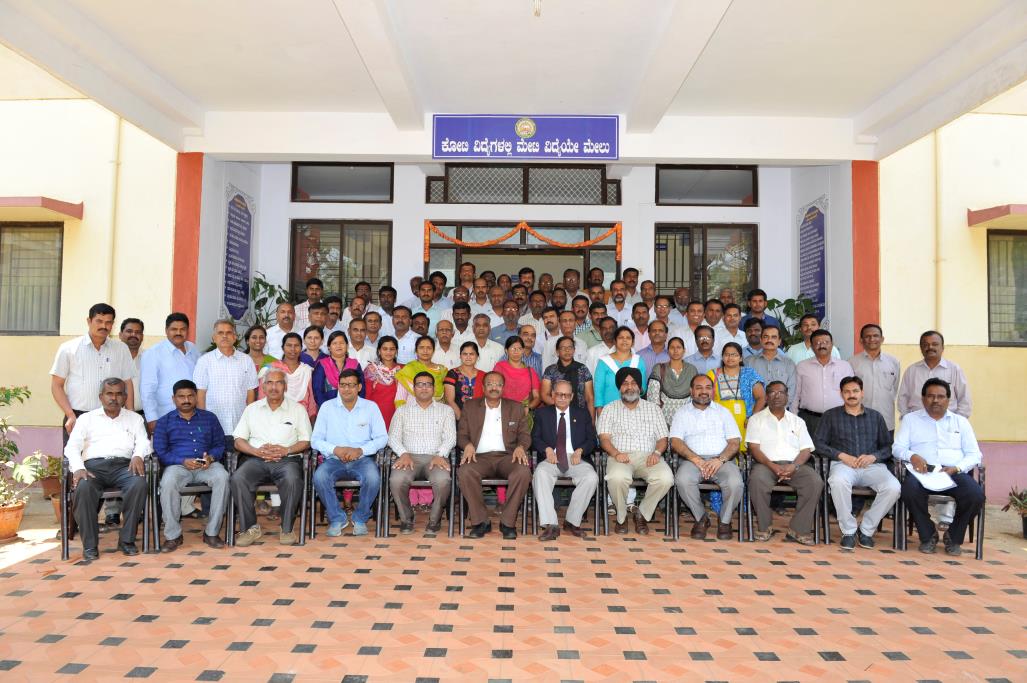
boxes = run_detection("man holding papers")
[893,378,984,557]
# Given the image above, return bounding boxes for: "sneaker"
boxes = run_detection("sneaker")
[326,519,350,537]
[839,534,856,551]
[857,531,875,549]
[235,525,262,547]
[279,529,299,545]
[352,521,369,536]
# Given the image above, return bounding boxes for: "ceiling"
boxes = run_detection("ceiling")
[1,0,1025,160]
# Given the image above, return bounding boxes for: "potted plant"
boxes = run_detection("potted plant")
[38,453,63,499]
[764,295,816,348]
[1001,487,1027,539]
[0,386,39,541]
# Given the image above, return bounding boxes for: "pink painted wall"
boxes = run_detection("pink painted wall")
[9,426,63,462]
[980,442,1027,503]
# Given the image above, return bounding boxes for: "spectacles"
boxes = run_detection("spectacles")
[484,382,504,388]
[413,381,435,388]
[553,392,573,398]
[339,382,360,388]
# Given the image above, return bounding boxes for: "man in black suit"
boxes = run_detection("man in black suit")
[531,379,599,541]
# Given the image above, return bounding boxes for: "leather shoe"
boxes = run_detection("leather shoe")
[690,515,710,540]
[202,534,225,549]
[82,547,99,562]
[118,541,139,556]
[563,520,586,538]
[425,520,442,534]
[717,522,733,540]
[499,522,517,540]
[466,521,492,538]
[633,511,650,536]
[614,519,628,534]
[161,536,183,553]
[538,525,560,542]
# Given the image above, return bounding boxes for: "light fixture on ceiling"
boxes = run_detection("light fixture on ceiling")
[532,0,541,17]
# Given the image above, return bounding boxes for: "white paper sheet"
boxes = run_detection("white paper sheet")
[905,463,956,492]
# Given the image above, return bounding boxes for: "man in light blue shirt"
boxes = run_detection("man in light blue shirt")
[411,281,444,336]
[312,368,388,537]
[140,312,200,430]
[684,325,721,375]
[893,378,983,557]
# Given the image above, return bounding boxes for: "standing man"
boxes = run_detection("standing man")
[670,374,744,541]
[312,369,388,537]
[577,302,607,348]
[193,320,258,439]
[432,320,461,369]
[897,330,972,418]
[411,280,443,335]
[532,380,599,541]
[849,323,901,432]
[489,300,522,345]
[740,288,781,330]
[399,275,424,311]
[684,325,719,374]
[469,277,491,318]
[293,277,323,330]
[746,381,823,545]
[598,367,672,535]
[713,303,747,355]
[629,302,650,352]
[571,295,592,336]
[742,318,763,358]
[377,285,397,336]
[672,287,691,321]
[638,320,669,372]
[486,286,507,327]
[717,287,736,306]
[621,267,642,305]
[607,280,633,327]
[449,302,474,345]
[585,317,617,375]
[517,266,535,292]
[231,369,312,546]
[653,294,685,328]
[518,325,544,378]
[814,376,899,550]
[347,318,376,368]
[388,372,456,534]
[141,312,200,431]
[893,379,984,556]
[364,311,384,347]
[119,318,145,405]
[153,379,229,551]
[703,299,725,330]
[786,314,840,363]
[64,378,150,561]
[266,302,297,360]
[562,268,582,301]
[518,291,547,344]
[468,314,506,372]
[794,330,854,437]
[390,306,417,364]
[542,310,588,370]
[747,325,797,403]
[457,372,532,539]
[668,301,706,353]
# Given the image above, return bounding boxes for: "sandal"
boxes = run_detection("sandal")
[754,528,775,542]
[785,530,816,546]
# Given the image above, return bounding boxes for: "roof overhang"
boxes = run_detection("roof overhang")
[967,204,1027,230]
[0,196,83,222]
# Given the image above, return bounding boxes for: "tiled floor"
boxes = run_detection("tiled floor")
[1,511,1025,682]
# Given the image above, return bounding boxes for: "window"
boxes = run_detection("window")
[290,221,391,304]
[0,223,63,334]
[988,230,1027,346]
[291,163,393,203]
[655,224,757,301]
[426,164,620,205]
[656,165,758,206]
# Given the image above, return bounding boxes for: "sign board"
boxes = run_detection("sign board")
[223,189,252,320]
[797,203,826,320]
[433,114,618,160]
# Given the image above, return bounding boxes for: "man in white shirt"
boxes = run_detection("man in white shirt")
[786,314,841,364]
[468,277,491,318]
[293,278,323,330]
[118,318,145,408]
[485,286,507,328]
[376,286,397,336]
[391,307,418,364]
[398,275,424,311]
[347,318,376,368]
[629,303,650,352]
[432,320,462,369]
[339,295,367,331]
[543,310,588,371]
[848,323,901,432]
[668,301,705,356]
[713,303,747,355]
[65,377,151,561]
[449,302,474,345]
[538,307,560,355]
[897,330,972,418]
[650,295,685,330]
[703,299,725,330]
[440,285,470,325]
[265,302,297,360]
[622,267,643,306]
[411,280,444,336]
[893,378,984,557]
[388,372,457,534]
[193,320,258,435]
[585,317,617,375]
[467,314,505,372]
[517,291,547,344]
[607,280,633,327]
[363,311,384,348]
[683,325,718,374]
[669,374,743,541]
[746,381,823,545]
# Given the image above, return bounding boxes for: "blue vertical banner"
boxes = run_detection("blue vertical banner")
[798,202,826,320]
[433,115,618,160]
[223,188,252,320]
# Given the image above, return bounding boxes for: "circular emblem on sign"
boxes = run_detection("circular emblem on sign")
[514,117,537,139]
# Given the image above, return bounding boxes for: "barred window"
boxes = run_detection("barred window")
[291,221,391,304]
[0,224,62,334]
[988,231,1027,346]
[427,164,620,205]
[655,224,757,301]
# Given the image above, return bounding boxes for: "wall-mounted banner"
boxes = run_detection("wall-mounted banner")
[433,114,618,160]
[223,187,252,320]
[797,199,827,321]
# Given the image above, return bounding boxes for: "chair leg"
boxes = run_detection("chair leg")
[975,506,985,560]
[60,476,70,561]
[459,493,466,537]
[448,467,456,538]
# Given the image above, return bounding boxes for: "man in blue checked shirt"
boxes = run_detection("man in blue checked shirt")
[140,312,200,432]
[152,379,228,551]
[312,368,388,537]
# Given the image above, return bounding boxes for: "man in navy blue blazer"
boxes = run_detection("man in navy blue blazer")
[531,379,599,541]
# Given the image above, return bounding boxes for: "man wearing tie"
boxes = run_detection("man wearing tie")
[531,380,599,541]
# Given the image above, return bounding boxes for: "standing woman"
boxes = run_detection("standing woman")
[261,333,316,419]
[647,336,699,425]
[243,325,276,373]
[312,330,363,408]
[363,336,402,430]
[540,335,594,421]
[494,336,541,419]
[443,341,486,420]
[300,326,327,368]
[707,341,766,447]
[593,326,648,415]
[394,336,447,407]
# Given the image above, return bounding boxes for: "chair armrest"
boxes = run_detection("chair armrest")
[376,448,389,467]
[226,450,239,473]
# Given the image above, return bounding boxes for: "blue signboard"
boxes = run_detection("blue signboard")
[798,205,826,320]
[433,114,618,160]
[223,192,252,320]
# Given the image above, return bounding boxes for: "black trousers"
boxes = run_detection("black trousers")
[230,456,303,533]
[72,458,147,550]
[901,472,984,545]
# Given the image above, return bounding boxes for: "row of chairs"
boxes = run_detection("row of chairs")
[59,449,985,559]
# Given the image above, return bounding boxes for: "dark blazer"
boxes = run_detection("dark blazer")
[457,397,531,453]
[532,404,596,464]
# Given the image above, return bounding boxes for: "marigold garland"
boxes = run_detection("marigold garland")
[424,220,621,261]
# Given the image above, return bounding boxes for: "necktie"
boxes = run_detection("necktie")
[556,412,569,473]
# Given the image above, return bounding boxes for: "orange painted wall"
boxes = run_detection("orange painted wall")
[172,153,203,340]
[851,160,880,350]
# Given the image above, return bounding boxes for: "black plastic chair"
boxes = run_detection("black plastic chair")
[60,456,155,560]
[600,450,674,538]
[381,447,457,537]
[147,454,230,550]
[226,450,311,546]
[898,463,986,560]
[456,458,533,537]
[530,449,602,536]
[669,451,746,541]
[816,456,902,549]
[307,449,387,540]
[742,453,820,544]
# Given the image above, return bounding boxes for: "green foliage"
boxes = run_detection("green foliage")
[0,386,30,467]
[248,271,291,329]
[1002,487,1027,515]
[764,295,816,348]
[0,387,40,507]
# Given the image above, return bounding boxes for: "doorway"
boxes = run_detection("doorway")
[464,249,584,286]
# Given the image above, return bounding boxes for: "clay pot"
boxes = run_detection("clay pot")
[0,500,26,541]
[40,477,61,500]
[50,494,62,524]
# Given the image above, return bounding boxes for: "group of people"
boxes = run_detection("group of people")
[52,263,983,561]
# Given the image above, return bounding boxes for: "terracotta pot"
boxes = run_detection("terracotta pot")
[0,500,27,541]
[40,476,61,499]
[50,494,62,524]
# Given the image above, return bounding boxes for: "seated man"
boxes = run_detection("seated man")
[152,379,229,551]
[531,379,599,541]
[388,372,456,534]
[669,374,743,540]
[893,378,984,556]
[598,367,672,535]
[312,369,388,537]
[456,371,532,539]
[814,376,899,550]
[746,381,823,544]
[231,369,312,546]
[65,378,151,561]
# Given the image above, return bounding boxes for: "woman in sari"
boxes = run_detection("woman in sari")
[593,326,648,415]
[540,335,594,421]
[443,341,486,420]
[647,336,699,426]
[363,336,402,429]
[260,332,316,418]
[706,341,766,447]
[394,336,447,407]
[243,325,276,373]
[300,325,327,368]
[312,330,363,407]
